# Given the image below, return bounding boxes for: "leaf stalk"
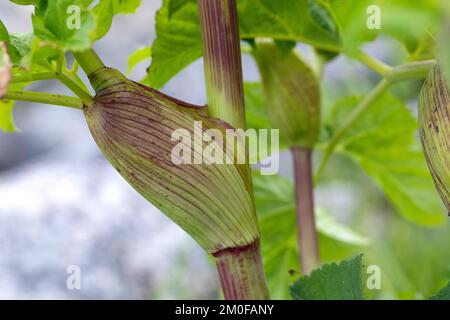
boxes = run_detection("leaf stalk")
[11,72,56,83]
[214,240,269,300]
[3,91,84,109]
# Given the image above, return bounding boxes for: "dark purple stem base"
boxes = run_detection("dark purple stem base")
[213,240,270,300]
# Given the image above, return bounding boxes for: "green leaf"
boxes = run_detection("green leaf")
[127,46,151,75]
[362,216,450,299]
[238,0,340,48]
[148,0,341,88]
[8,33,33,66]
[112,0,141,14]
[21,38,59,70]
[307,0,339,40]
[376,0,440,53]
[17,0,140,69]
[16,31,60,70]
[168,0,192,17]
[253,173,369,299]
[0,100,16,132]
[328,0,377,54]
[274,40,296,57]
[0,19,52,71]
[92,0,143,39]
[329,0,441,54]
[0,21,10,42]
[290,255,365,300]
[9,0,38,5]
[0,20,30,66]
[93,0,114,40]
[146,0,202,88]
[315,209,369,246]
[326,94,446,226]
[92,0,141,39]
[429,281,450,300]
[9,33,33,57]
[32,0,97,51]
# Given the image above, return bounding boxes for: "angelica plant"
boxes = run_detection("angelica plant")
[1,0,269,300]
[1,0,449,300]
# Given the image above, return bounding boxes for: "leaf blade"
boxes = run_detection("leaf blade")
[148,0,340,88]
[289,255,365,300]
[326,94,446,226]
[429,281,450,300]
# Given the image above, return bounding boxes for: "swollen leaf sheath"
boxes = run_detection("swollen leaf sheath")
[253,43,320,148]
[84,68,259,252]
[419,66,450,214]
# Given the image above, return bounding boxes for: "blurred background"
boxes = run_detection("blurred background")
[0,0,449,299]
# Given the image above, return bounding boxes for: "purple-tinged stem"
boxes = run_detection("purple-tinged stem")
[213,240,269,300]
[291,147,320,274]
[197,0,269,299]
[197,0,246,129]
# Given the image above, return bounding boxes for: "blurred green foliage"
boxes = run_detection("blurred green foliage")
[290,255,365,300]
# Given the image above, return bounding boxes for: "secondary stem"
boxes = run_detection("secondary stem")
[355,50,392,76]
[291,147,320,274]
[72,49,105,77]
[213,240,269,300]
[314,78,390,183]
[56,73,93,107]
[3,91,83,109]
[11,72,56,83]
[387,59,437,82]
[11,66,92,106]
[197,0,269,299]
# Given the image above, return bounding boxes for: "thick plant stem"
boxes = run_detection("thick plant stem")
[291,147,320,274]
[197,0,246,129]
[197,0,269,299]
[213,240,269,300]
[72,49,105,77]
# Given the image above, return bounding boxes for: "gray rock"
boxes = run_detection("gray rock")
[0,148,217,299]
